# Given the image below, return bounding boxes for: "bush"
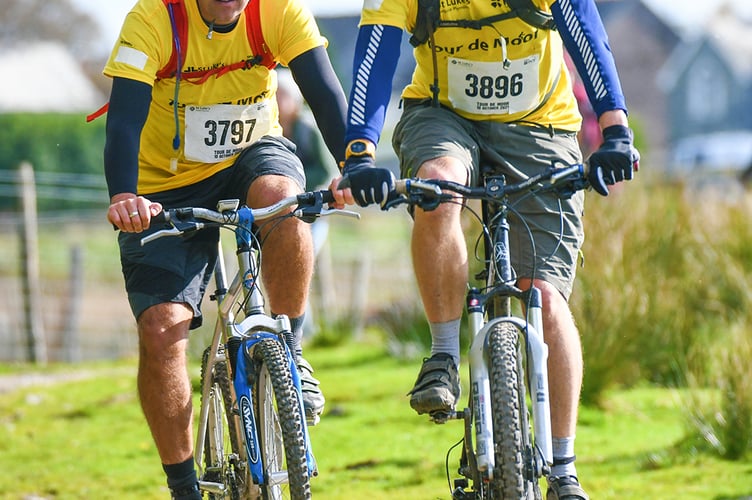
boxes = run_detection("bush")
[0,113,107,211]
[572,181,752,405]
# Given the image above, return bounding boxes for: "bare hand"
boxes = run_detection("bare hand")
[107,193,163,232]
[328,176,354,208]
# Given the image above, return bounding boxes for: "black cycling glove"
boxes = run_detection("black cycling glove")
[587,125,640,196]
[338,156,395,207]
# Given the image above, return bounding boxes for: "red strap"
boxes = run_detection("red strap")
[88,0,274,122]
[156,0,188,80]
[245,0,276,70]
[86,102,109,123]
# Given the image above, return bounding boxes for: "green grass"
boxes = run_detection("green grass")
[1,340,751,500]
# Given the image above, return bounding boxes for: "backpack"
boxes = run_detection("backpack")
[86,0,275,122]
[410,0,555,48]
[408,0,556,107]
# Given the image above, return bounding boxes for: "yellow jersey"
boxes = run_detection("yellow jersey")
[361,0,581,129]
[104,0,326,194]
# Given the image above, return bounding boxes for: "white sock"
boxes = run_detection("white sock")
[551,436,577,479]
[429,319,461,367]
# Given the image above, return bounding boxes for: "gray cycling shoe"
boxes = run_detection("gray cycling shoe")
[546,475,589,500]
[297,357,324,424]
[408,353,460,415]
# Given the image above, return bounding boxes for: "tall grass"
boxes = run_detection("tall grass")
[680,323,752,460]
[571,181,752,404]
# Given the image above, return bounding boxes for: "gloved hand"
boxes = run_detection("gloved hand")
[587,125,640,196]
[338,156,395,207]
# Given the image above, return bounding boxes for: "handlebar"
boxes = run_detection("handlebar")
[385,162,589,211]
[142,190,359,246]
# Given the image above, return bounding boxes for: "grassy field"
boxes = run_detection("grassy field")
[1,338,751,500]
[2,180,752,498]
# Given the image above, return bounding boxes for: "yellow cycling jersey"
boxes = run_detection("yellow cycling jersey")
[361,0,581,129]
[104,0,327,194]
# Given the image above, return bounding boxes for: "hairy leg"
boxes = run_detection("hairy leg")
[137,302,195,465]
[411,157,469,324]
[519,278,583,438]
[247,174,313,317]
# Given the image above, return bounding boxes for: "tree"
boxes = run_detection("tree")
[0,0,100,58]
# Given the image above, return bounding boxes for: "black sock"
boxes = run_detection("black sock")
[289,314,305,358]
[163,458,200,500]
[277,313,306,359]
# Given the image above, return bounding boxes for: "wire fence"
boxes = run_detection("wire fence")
[0,164,136,363]
[0,164,419,364]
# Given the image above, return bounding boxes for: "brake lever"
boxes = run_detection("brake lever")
[320,208,361,220]
[140,226,183,246]
[294,206,361,221]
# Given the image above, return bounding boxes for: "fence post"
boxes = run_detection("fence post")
[18,162,47,364]
[62,244,83,362]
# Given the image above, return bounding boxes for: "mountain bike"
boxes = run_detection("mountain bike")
[141,191,359,500]
[384,163,590,499]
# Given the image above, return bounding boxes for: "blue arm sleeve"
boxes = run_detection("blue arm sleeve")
[104,77,151,198]
[552,0,627,117]
[345,24,403,145]
[289,46,348,162]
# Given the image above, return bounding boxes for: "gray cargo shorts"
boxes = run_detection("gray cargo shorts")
[392,101,585,299]
[119,135,305,329]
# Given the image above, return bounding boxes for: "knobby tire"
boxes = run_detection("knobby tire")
[486,322,540,500]
[252,338,311,500]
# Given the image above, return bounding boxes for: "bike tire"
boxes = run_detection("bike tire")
[251,338,311,500]
[486,322,541,500]
[200,345,258,499]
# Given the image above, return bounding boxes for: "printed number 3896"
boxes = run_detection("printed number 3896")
[464,73,524,99]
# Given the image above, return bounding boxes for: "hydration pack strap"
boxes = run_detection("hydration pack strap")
[410,0,555,48]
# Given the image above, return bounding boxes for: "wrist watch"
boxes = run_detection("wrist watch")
[345,139,376,159]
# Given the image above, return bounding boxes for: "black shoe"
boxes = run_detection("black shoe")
[170,482,201,500]
[407,353,460,415]
[546,475,589,500]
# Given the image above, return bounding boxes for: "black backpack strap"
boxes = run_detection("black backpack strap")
[505,0,556,31]
[410,0,555,48]
[409,0,441,47]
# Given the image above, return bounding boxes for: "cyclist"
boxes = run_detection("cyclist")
[333,1,638,498]
[101,0,346,498]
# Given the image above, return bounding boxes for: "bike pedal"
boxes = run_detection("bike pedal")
[429,410,456,424]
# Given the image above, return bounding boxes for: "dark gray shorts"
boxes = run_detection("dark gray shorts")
[392,102,585,299]
[119,135,305,329]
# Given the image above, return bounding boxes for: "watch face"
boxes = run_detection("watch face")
[351,141,367,154]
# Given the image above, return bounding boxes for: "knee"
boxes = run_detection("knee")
[519,280,571,312]
[247,175,301,208]
[137,303,192,357]
[416,157,467,184]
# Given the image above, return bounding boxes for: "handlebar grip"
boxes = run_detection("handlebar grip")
[152,211,169,224]
[320,190,335,204]
[298,190,335,205]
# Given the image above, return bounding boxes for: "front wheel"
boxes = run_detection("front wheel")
[251,338,311,500]
[485,322,542,500]
[200,345,257,499]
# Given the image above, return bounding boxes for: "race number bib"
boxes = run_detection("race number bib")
[447,55,540,115]
[184,102,273,163]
